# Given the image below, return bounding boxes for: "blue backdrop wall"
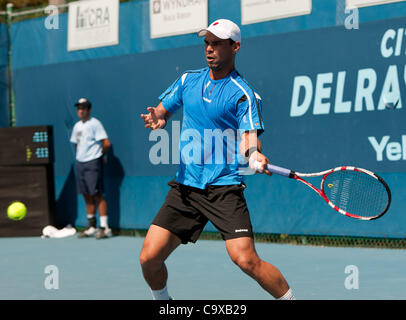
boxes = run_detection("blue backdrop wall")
[9,0,406,238]
[0,22,9,128]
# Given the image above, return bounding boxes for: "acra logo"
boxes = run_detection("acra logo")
[75,4,111,29]
[290,27,405,117]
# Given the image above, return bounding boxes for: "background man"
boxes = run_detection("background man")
[70,98,112,239]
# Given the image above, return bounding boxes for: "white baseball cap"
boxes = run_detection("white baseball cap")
[198,19,241,43]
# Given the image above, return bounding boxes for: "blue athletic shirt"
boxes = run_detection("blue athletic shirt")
[159,67,264,189]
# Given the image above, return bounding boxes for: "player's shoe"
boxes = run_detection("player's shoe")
[95,227,112,239]
[77,226,97,238]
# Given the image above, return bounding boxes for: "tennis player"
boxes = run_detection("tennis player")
[140,19,295,300]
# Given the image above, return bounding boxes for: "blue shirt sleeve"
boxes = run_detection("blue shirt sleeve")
[236,92,265,136]
[159,75,184,114]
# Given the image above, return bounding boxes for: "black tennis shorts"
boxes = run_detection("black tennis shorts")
[76,157,104,196]
[152,180,254,244]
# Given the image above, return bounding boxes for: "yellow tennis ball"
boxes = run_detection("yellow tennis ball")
[7,201,27,221]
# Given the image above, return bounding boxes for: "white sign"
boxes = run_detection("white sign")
[67,0,119,51]
[347,0,405,8]
[150,0,208,39]
[241,0,312,25]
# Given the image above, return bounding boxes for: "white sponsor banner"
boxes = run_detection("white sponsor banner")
[150,0,208,39]
[347,0,405,8]
[241,0,312,25]
[67,0,119,51]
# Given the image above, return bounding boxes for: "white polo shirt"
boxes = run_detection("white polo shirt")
[70,117,108,163]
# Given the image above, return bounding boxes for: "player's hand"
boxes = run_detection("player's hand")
[249,151,272,176]
[141,107,167,130]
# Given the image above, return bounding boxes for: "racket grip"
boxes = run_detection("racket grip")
[254,161,293,177]
[267,164,293,177]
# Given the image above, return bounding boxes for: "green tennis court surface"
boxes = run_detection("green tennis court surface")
[1,236,405,300]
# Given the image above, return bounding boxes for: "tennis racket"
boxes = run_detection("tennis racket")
[254,161,391,220]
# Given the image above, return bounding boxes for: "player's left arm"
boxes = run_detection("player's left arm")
[141,102,172,130]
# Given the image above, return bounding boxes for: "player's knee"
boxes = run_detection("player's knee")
[139,249,153,268]
[139,248,162,271]
[139,252,152,270]
[231,254,260,275]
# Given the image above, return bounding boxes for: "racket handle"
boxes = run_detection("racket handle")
[254,161,294,177]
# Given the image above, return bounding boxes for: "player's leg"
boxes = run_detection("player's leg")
[226,236,294,299]
[139,224,182,298]
[199,184,294,299]
[140,180,208,299]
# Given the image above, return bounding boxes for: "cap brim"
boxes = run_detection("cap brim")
[75,103,90,108]
[197,28,232,40]
[197,29,207,37]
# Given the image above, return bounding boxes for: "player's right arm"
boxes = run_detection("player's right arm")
[142,72,187,130]
[140,102,171,130]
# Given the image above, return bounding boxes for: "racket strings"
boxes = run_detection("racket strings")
[323,170,389,218]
